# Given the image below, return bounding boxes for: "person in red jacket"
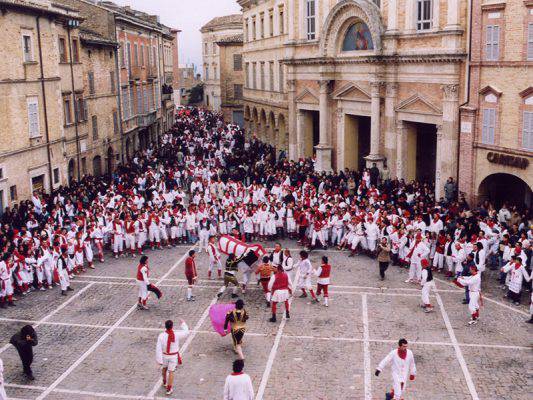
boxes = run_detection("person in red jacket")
[267,265,293,322]
[184,250,197,301]
[313,256,331,307]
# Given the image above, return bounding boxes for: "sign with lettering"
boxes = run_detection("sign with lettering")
[486,152,529,169]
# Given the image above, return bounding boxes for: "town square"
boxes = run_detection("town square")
[0,1,531,399]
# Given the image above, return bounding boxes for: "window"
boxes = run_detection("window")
[53,169,59,184]
[143,85,149,112]
[137,85,143,115]
[126,42,131,71]
[0,168,3,179]
[204,42,208,55]
[110,71,115,93]
[523,111,533,150]
[205,64,209,80]
[252,62,257,89]
[527,22,533,61]
[9,185,17,201]
[140,44,144,66]
[213,43,217,55]
[59,37,67,62]
[113,111,119,134]
[485,25,500,61]
[27,97,40,137]
[269,9,274,37]
[81,157,87,175]
[91,115,98,140]
[146,46,149,68]
[245,63,249,88]
[76,96,86,121]
[22,34,33,62]
[213,65,217,80]
[279,63,284,92]
[260,13,265,39]
[64,96,72,125]
[279,6,285,35]
[252,17,257,40]
[234,84,243,99]
[306,0,316,40]
[122,87,130,119]
[269,62,274,91]
[133,44,138,66]
[120,42,125,67]
[416,0,433,31]
[88,72,95,94]
[129,85,134,116]
[153,47,157,68]
[244,19,248,42]
[481,108,496,144]
[234,54,242,71]
[71,38,79,62]
[260,62,265,90]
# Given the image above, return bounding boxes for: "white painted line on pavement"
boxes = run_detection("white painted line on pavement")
[35,247,194,400]
[254,267,301,400]
[146,293,219,398]
[361,294,372,400]
[0,282,94,356]
[435,289,479,400]
[434,277,529,317]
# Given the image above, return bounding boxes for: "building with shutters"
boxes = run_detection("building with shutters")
[201,14,243,112]
[239,0,469,200]
[217,34,244,126]
[0,0,84,206]
[458,0,533,207]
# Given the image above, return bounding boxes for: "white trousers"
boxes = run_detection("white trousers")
[421,281,435,305]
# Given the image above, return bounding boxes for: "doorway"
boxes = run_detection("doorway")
[403,122,437,183]
[300,110,320,158]
[478,173,532,209]
[344,115,371,171]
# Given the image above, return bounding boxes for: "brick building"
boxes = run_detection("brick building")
[0,0,84,207]
[0,0,177,210]
[459,0,533,207]
[217,34,244,126]
[201,14,243,112]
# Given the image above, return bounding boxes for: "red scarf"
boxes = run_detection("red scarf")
[165,329,175,353]
[397,348,407,360]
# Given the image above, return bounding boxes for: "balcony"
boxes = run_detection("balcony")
[137,111,157,127]
[161,84,174,103]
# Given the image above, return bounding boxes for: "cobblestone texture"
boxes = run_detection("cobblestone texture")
[0,240,531,400]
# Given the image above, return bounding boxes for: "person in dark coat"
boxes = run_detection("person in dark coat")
[10,325,38,380]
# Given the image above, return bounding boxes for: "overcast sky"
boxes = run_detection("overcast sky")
[112,0,241,75]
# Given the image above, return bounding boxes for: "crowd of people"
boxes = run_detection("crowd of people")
[0,106,531,398]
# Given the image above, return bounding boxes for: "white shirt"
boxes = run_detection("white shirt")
[155,322,189,363]
[223,373,254,400]
[377,348,416,385]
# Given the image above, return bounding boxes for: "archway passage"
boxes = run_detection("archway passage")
[344,114,370,171]
[478,173,532,209]
[68,159,75,185]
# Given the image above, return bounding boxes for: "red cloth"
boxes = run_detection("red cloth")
[185,257,196,277]
[165,329,175,353]
[271,272,289,292]
[319,264,331,278]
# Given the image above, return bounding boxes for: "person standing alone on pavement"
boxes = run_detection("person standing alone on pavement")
[223,359,254,400]
[377,237,391,281]
[10,325,38,380]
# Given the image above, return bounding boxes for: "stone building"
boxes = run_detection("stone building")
[161,27,177,133]
[217,34,244,126]
[240,0,468,199]
[201,14,243,111]
[177,64,202,106]
[0,0,84,207]
[239,0,289,153]
[459,0,533,207]
[0,0,176,209]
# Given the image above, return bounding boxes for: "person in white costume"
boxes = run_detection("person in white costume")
[375,338,417,400]
[0,358,6,400]
[223,359,254,400]
[454,264,482,325]
[155,319,189,396]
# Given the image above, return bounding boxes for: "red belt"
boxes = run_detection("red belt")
[163,351,182,364]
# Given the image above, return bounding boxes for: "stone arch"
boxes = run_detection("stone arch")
[251,107,259,137]
[259,109,267,141]
[478,172,532,208]
[277,113,288,153]
[319,0,384,57]
[268,111,276,145]
[67,158,76,185]
[93,155,102,176]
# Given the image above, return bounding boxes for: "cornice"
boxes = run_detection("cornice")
[284,53,467,66]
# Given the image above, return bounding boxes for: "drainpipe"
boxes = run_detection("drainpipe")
[36,16,54,193]
[67,22,81,181]
[112,15,125,165]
